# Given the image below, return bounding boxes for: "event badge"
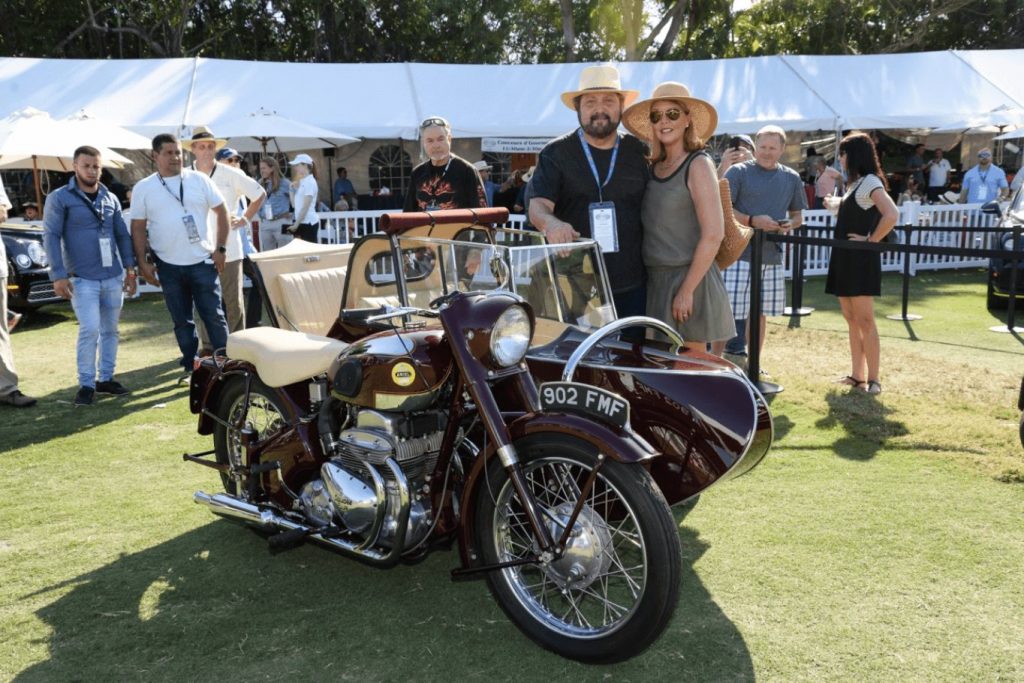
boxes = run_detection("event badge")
[98,237,113,268]
[977,185,988,201]
[182,214,202,243]
[589,201,618,253]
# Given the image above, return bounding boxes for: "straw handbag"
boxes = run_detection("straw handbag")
[715,178,753,269]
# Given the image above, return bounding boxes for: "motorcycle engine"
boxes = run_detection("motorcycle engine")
[298,409,444,549]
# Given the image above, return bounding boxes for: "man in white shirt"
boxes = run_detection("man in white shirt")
[182,127,266,346]
[130,133,231,375]
[924,148,952,203]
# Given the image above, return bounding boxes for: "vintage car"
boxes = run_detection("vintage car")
[1,221,60,310]
[982,186,1024,310]
[229,207,773,507]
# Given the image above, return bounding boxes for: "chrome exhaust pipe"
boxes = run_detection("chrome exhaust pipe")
[193,458,411,567]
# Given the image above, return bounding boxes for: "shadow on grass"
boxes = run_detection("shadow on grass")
[0,359,188,453]
[15,513,753,681]
[814,390,910,461]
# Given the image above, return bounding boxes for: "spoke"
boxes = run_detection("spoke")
[563,588,593,629]
[577,585,630,620]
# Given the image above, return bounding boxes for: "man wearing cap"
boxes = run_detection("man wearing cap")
[959,148,1008,204]
[721,125,806,365]
[528,64,650,318]
[925,148,952,202]
[43,145,137,406]
[473,160,500,207]
[184,128,265,340]
[130,133,231,376]
[404,117,486,212]
[0,175,36,407]
[11,201,41,222]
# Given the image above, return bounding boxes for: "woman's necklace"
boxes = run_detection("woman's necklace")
[657,151,687,176]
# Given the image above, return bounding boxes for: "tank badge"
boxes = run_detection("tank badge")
[392,362,416,387]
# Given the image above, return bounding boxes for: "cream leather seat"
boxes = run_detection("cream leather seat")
[226,327,348,388]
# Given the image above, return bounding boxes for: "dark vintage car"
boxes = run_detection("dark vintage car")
[1,221,60,310]
[983,186,1024,310]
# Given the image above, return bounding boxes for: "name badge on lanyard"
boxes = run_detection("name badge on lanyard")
[183,214,202,243]
[589,202,618,253]
[98,237,113,267]
[578,129,620,253]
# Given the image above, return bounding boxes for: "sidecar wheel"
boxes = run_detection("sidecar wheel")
[474,434,681,663]
[212,376,288,496]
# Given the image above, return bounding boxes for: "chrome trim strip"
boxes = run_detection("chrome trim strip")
[560,316,685,382]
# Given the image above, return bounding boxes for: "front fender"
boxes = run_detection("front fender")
[456,413,658,569]
[190,358,256,435]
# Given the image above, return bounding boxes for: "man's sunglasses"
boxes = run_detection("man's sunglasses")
[420,117,449,129]
[649,108,685,124]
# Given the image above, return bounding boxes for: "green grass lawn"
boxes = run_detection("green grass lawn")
[1,269,1022,682]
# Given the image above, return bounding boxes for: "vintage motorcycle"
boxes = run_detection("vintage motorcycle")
[186,208,772,663]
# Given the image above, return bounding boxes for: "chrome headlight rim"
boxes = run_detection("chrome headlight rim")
[489,304,532,368]
[23,241,48,267]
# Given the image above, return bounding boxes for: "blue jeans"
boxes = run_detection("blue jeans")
[725,318,747,356]
[70,276,124,388]
[155,257,228,370]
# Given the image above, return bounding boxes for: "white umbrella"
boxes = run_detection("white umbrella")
[215,107,359,154]
[0,107,136,206]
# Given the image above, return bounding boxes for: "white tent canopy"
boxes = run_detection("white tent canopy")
[0,50,1021,142]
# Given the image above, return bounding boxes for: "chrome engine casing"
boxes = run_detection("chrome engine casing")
[308,409,443,549]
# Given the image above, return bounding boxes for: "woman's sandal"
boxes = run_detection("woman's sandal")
[863,380,882,395]
[836,375,866,388]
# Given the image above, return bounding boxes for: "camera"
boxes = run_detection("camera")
[730,136,743,151]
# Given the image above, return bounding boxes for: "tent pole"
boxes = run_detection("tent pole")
[32,156,42,208]
[180,56,202,137]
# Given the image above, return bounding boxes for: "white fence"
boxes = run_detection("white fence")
[786,202,997,278]
[315,204,998,280]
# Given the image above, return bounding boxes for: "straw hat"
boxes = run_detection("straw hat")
[561,65,639,110]
[182,125,227,151]
[622,81,718,143]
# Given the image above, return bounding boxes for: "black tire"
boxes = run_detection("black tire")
[212,376,289,496]
[474,434,681,663]
[987,278,1007,310]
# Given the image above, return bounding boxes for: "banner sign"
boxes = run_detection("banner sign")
[481,137,551,153]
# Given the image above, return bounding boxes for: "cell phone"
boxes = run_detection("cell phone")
[777,218,792,228]
[730,136,742,151]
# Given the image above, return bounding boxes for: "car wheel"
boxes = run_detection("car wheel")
[987,279,1007,310]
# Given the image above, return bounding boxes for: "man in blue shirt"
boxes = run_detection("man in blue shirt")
[959,148,1008,204]
[332,167,356,208]
[43,146,137,406]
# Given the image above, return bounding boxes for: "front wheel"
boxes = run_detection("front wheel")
[212,376,289,495]
[474,435,681,663]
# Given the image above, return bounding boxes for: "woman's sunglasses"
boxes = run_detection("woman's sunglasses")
[649,108,685,124]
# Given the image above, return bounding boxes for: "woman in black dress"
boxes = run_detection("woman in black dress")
[826,133,898,394]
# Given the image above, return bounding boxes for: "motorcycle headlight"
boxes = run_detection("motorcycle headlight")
[489,304,532,367]
[24,241,48,267]
[1003,236,1017,252]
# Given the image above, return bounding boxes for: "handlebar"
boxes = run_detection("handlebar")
[365,305,438,323]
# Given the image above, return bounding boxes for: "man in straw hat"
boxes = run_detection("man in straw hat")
[184,126,266,349]
[528,64,650,318]
[720,124,806,367]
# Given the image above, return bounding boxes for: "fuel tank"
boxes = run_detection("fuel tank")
[329,327,453,411]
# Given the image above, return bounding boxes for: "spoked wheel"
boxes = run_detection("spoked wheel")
[212,376,288,495]
[475,434,681,663]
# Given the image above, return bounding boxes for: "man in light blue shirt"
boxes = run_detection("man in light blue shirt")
[959,148,1008,203]
[43,146,137,406]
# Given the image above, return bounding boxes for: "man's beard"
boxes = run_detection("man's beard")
[581,113,619,139]
[76,172,99,190]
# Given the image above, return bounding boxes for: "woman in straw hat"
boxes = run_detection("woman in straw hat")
[623,82,733,354]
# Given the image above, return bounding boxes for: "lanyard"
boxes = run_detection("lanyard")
[69,185,105,228]
[577,128,620,203]
[158,174,185,209]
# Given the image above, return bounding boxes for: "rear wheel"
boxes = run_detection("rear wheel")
[475,434,681,663]
[212,376,288,495]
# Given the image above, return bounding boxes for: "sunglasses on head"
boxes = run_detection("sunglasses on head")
[649,108,685,124]
[978,152,991,158]
[420,117,449,129]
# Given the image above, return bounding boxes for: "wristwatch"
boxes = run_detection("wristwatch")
[216,244,227,254]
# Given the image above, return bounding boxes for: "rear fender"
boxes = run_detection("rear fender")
[190,358,258,435]
[456,413,657,569]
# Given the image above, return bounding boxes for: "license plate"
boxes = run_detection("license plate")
[539,382,629,429]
